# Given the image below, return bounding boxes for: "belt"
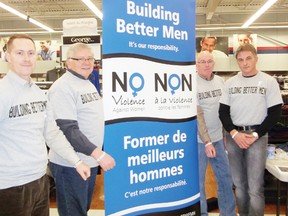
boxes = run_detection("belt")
[235,125,259,132]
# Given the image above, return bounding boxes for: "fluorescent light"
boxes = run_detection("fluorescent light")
[82,0,103,20]
[0,2,55,32]
[242,0,278,28]
[28,17,54,32]
[0,2,26,20]
[0,31,63,35]
[196,25,288,31]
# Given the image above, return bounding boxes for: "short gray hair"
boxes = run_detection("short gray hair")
[66,43,93,59]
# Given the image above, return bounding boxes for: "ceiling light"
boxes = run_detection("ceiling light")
[81,0,103,20]
[0,31,63,35]
[196,25,288,31]
[0,2,26,19]
[28,17,54,32]
[0,2,55,32]
[241,0,278,28]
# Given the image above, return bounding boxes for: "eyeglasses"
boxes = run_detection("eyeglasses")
[197,60,214,65]
[69,57,95,63]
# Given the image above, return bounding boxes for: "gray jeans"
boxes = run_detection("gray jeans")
[226,134,267,216]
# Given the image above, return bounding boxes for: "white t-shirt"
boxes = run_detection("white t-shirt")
[0,71,80,189]
[48,71,104,167]
[220,71,283,126]
[197,73,224,143]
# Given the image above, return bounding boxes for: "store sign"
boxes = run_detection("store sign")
[62,35,100,45]
[62,18,98,36]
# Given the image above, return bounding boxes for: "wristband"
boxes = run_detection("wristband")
[97,152,106,162]
[74,160,82,168]
[205,142,212,148]
[232,131,239,139]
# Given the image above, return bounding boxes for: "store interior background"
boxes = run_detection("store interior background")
[0,0,288,75]
[0,0,288,214]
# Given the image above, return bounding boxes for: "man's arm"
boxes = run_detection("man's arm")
[197,106,216,158]
[197,106,210,143]
[255,104,282,138]
[56,119,97,155]
[44,104,91,180]
[56,119,116,171]
[219,103,235,133]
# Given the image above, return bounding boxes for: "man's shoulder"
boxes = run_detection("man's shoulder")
[48,48,55,54]
[212,50,228,58]
[258,71,273,78]
[214,74,224,81]
[224,72,240,83]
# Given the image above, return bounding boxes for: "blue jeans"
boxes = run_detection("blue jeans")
[198,139,236,216]
[50,163,98,216]
[226,135,267,216]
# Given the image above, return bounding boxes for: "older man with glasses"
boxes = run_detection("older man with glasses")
[48,42,116,216]
[196,51,236,216]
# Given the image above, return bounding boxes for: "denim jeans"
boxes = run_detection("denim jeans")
[198,139,236,216]
[226,135,267,216]
[50,163,98,216]
[0,175,49,216]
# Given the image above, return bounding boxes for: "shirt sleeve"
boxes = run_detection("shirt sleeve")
[256,104,282,137]
[56,119,97,155]
[48,81,97,156]
[44,101,80,166]
[197,105,211,143]
[219,103,235,133]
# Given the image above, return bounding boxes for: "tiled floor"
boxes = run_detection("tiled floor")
[50,170,287,216]
[50,208,105,216]
[49,208,285,216]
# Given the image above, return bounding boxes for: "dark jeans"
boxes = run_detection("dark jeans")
[50,162,98,216]
[0,175,49,216]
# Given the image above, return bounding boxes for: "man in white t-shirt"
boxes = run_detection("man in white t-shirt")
[196,51,236,216]
[0,34,90,216]
[48,43,115,216]
[219,44,283,216]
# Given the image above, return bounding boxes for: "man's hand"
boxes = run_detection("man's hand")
[91,149,116,172]
[97,153,116,172]
[75,162,91,181]
[205,144,216,158]
[233,132,256,149]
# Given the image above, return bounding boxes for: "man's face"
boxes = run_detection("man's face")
[200,38,216,53]
[66,47,94,79]
[236,51,258,76]
[238,35,251,45]
[5,38,36,81]
[39,41,50,51]
[196,52,215,78]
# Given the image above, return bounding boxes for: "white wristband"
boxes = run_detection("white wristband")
[97,152,106,162]
[232,131,239,139]
[205,142,212,148]
[74,160,82,168]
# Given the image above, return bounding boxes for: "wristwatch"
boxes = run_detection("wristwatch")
[252,132,259,139]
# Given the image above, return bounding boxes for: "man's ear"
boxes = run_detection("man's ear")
[5,52,10,62]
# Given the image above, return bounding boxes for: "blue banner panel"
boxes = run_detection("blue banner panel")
[102,1,198,215]
[104,120,199,215]
[103,0,195,63]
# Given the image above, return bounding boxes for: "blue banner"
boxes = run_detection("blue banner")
[102,1,198,215]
